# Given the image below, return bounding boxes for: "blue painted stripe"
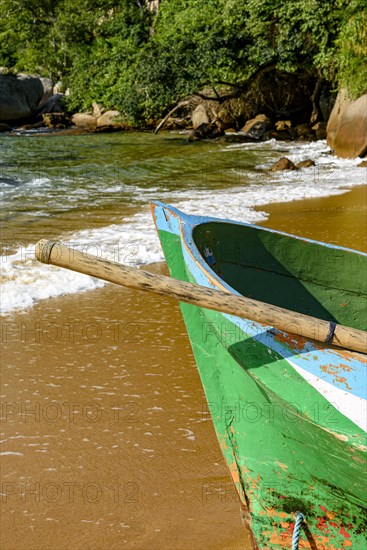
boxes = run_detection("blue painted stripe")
[151,202,367,400]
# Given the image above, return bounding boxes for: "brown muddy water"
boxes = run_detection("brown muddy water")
[1,185,366,550]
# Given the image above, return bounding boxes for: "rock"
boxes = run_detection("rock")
[92,102,104,118]
[226,68,315,127]
[357,160,367,167]
[275,120,291,131]
[296,159,316,169]
[53,81,66,94]
[188,122,224,141]
[36,127,92,136]
[319,85,337,121]
[271,157,298,171]
[312,121,327,140]
[264,129,292,141]
[42,112,71,129]
[241,114,271,140]
[17,121,45,130]
[163,117,189,130]
[294,123,312,139]
[39,77,53,103]
[191,104,209,129]
[36,94,65,116]
[327,91,367,158]
[326,88,350,149]
[0,73,44,121]
[72,113,97,130]
[0,122,12,132]
[224,128,237,134]
[216,108,237,130]
[96,110,123,128]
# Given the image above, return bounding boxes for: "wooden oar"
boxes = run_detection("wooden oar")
[35,239,367,354]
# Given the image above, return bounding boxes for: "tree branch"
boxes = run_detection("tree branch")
[154,99,191,134]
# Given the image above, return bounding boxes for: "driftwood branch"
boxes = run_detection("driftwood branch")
[154,99,190,134]
[154,63,311,133]
[192,88,242,102]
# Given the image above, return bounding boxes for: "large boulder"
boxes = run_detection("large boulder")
[36,94,65,116]
[191,104,209,129]
[92,102,104,118]
[271,157,298,171]
[96,110,123,128]
[72,113,97,130]
[0,73,44,121]
[241,114,271,140]
[39,77,53,103]
[188,122,224,141]
[296,159,315,169]
[312,121,327,140]
[327,90,367,158]
[43,112,71,129]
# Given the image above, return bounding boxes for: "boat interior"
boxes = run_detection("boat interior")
[193,222,367,331]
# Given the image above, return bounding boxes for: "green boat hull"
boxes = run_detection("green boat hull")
[152,203,366,549]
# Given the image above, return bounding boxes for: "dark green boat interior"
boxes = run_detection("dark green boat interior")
[193,222,367,331]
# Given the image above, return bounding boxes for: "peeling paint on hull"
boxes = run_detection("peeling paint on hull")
[151,202,367,549]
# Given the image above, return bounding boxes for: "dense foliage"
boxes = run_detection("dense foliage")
[0,0,366,122]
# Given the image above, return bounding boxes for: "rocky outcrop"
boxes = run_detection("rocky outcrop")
[241,114,271,140]
[327,90,367,158]
[271,157,298,171]
[92,102,104,118]
[43,112,71,129]
[17,121,45,131]
[36,94,65,116]
[270,157,316,170]
[72,113,97,130]
[296,159,315,169]
[96,110,123,128]
[0,73,44,121]
[312,121,327,140]
[275,120,291,131]
[222,68,315,128]
[189,122,224,141]
[39,77,53,103]
[70,109,132,132]
[191,104,209,129]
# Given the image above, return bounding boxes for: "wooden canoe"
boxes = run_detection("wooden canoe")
[151,201,367,549]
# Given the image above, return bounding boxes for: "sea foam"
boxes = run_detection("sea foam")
[1,140,365,314]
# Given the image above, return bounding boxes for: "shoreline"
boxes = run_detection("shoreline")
[1,182,366,319]
[1,183,366,549]
[258,183,366,252]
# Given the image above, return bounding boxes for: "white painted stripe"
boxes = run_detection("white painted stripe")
[289,360,367,433]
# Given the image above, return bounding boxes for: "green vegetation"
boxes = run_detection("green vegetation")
[0,0,366,123]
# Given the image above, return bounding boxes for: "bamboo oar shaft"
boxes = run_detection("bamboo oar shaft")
[35,240,367,354]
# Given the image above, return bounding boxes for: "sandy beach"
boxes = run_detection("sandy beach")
[1,184,366,549]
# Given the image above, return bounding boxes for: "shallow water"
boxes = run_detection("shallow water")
[0,132,366,549]
[1,132,366,314]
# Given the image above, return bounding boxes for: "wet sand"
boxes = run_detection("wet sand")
[1,185,366,550]
[259,184,367,252]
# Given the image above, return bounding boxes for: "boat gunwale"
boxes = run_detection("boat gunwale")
[151,200,367,403]
[151,200,367,257]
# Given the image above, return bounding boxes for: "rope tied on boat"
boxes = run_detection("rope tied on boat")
[326,321,337,344]
[325,321,337,344]
[292,512,305,550]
